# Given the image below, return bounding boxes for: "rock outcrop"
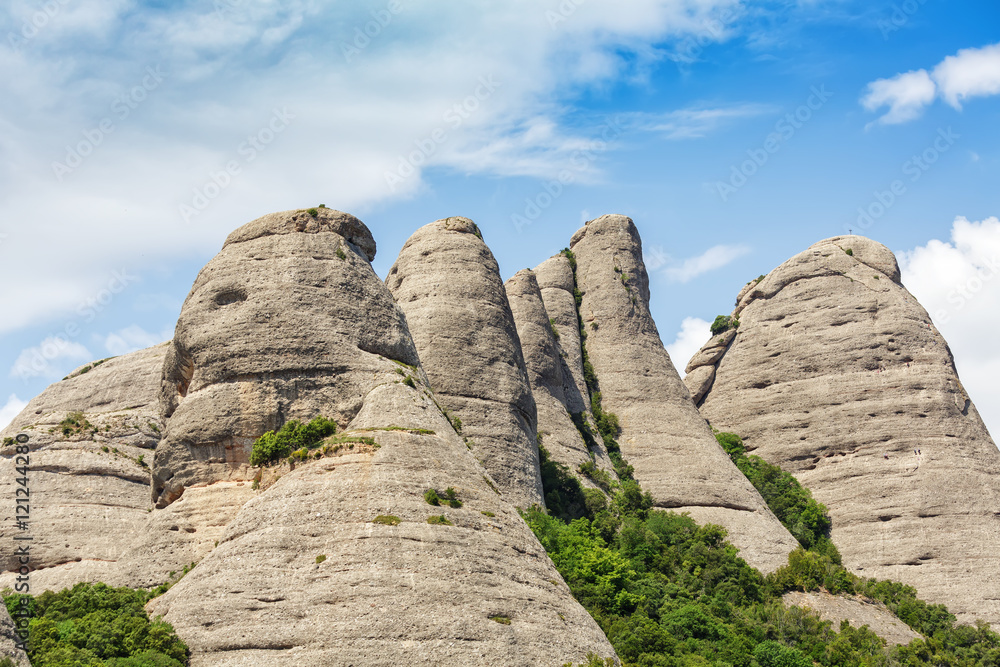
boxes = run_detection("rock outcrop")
[0,345,166,577]
[692,235,1000,629]
[0,604,29,666]
[386,217,545,509]
[783,591,922,646]
[148,211,617,666]
[569,214,800,573]
[505,269,615,491]
[154,208,421,507]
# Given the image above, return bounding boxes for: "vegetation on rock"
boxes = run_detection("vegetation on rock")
[2,583,188,667]
[249,416,338,466]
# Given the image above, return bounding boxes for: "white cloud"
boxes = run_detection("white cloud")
[898,216,1000,442]
[666,317,711,376]
[9,336,92,381]
[0,394,28,432]
[103,324,172,357]
[861,42,1000,124]
[861,69,936,126]
[627,103,776,140]
[662,244,751,283]
[0,0,746,333]
[933,43,1000,109]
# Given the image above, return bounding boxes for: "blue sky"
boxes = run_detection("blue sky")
[1,1,998,441]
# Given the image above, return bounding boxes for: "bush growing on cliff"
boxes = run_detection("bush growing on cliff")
[710,315,739,336]
[2,583,188,666]
[249,416,338,466]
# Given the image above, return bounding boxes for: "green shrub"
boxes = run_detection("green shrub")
[578,460,614,494]
[306,208,318,217]
[549,318,561,340]
[373,515,401,526]
[845,248,854,256]
[424,488,441,506]
[336,246,347,260]
[489,615,511,625]
[427,515,452,526]
[403,375,416,388]
[249,416,338,466]
[481,511,496,518]
[425,487,461,508]
[710,315,738,336]
[2,583,188,666]
[315,555,326,564]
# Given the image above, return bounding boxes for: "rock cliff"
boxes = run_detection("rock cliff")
[691,235,1000,629]
[569,214,800,573]
[386,217,545,509]
[0,345,166,579]
[505,269,615,492]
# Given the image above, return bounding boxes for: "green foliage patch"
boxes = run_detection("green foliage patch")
[249,416,338,466]
[3,583,188,667]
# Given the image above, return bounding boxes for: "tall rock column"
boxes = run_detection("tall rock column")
[691,235,1000,629]
[505,269,616,493]
[153,208,419,507]
[386,217,544,509]
[570,214,800,573]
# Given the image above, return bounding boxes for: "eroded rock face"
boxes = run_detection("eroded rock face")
[569,214,799,573]
[149,380,616,667]
[154,208,420,507]
[0,604,29,667]
[0,345,167,576]
[147,211,616,665]
[386,217,544,509]
[693,235,1000,629]
[783,591,921,646]
[505,269,615,491]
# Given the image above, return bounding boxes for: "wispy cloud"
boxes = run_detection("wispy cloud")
[862,42,1000,125]
[0,394,28,431]
[9,337,92,381]
[102,324,172,357]
[653,244,752,283]
[627,103,777,140]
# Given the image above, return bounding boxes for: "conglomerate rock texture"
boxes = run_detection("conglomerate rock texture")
[386,217,545,510]
[569,214,799,573]
[692,235,1000,630]
[0,604,29,666]
[783,591,922,646]
[148,212,617,666]
[0,345,166,578]
[505,269,615,491]
[153,208,421,508]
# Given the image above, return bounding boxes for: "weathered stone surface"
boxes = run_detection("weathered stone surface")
[0,345,167,577]
[569,214,799,573]
[0,604,29,667]
[386,217,544,509]
[144,210,615,665]
[783,591,922,646]
[696,235,1000,629]
[505,269,615,490]
[534,255,591,416]
[684,365,716,405]
[154,208,420,507]
[685,329,736,375]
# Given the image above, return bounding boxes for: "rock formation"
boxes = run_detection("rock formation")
[783,591,922,646]
[0,604,29,666]
[154,208,420,508]
[569,214,800,573]
[145,210,617,665]
[691,235,1000,629]
[0,345,166,578]
[505,269,615,491]
[386,217,545,509]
